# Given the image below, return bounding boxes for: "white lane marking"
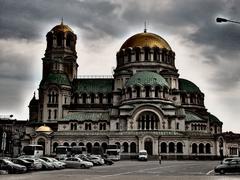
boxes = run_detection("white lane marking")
[206,169,214,175]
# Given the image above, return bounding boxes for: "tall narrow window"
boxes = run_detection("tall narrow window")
[136,86,141,98]
[48,109,51,119]
[90,93,95,104]
[54,109,57,119]
[99,93,103,104]
[57,33,62,46]
[82,93,87,104]
[107,93,112,104]
[145,86,151,97]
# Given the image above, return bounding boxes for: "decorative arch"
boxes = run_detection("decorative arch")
[122,142,129,153]
[79,142,84,146]
[199,143,204,154]
[176,142,183,153]
[169,142,175,153]
[192,143,197,154]
[94,142,100,147]
[86,142,92,153]
[101,142,108,153]
[63,142,69,146]
[71,142,77,147]
[53,142,58,153]
[161,142,167,153]
[130,142,137,153]
[132,105,164,130]
[37,138,46,155]
[206,143,211,154]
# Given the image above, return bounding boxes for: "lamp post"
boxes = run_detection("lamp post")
[216,17,240,24]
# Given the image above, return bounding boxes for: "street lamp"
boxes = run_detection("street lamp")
[216,17,240,24]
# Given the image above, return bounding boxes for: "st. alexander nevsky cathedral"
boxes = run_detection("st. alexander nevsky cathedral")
[26,21,224,159]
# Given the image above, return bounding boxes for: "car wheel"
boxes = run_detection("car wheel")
[219,169,225,175]
[80,164,86,168]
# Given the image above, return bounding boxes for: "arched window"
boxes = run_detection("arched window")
[79,142,84,146]
[94,142,100,147]
[85,123,92,130]
[135,86,141,98]
[82,93,87,104]
[90,93,95,104]
[135,48,140,62]
[169,142,175,153]
[155,86,160,97]
[137,111,159,130]
[176,142,183,153]
[123,142,129,153]
[48,109,51,119]
[98,93,103,104]
[144,47,149,61]
[127,49,131,62]
[127,87,132,99]
[192,143,197,154]
[199,143,204,154]
[63,142,69,147]
[86,142,92,153]
[53,142,58,153]
[57,33,63,46]
[101,142,108,153]
[47,33,53,49]
[206,143,211,154]
[130,142,136,153]
[161,142,167,153]
[145,86,151,97]
[115,142,120,149]
[153,47,160,61]
[66,34,73,47]
[71,142,76,147]
[107,93,112,104]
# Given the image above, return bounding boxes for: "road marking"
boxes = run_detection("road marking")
[206,169,214,175]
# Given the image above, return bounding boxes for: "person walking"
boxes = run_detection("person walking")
[158,154,162,164]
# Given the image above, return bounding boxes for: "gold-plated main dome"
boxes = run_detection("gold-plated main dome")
[120,32,171,50]
[51,21,73,33]
[36,124,53,133]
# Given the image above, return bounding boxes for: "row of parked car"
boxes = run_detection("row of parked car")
[214,157,240,175]
[0,154,114,174]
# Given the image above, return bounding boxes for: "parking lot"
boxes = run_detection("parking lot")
[2,160,240,180]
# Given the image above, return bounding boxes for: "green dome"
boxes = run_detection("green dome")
[179,78,201,93]
[208,113,222,125]
[126,71,169,88]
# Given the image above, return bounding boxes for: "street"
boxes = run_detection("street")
[2,160,240,180]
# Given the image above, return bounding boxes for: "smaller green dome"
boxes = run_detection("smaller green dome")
[209,113,222,125]
[126,71,169,88]
[179,78,201,93]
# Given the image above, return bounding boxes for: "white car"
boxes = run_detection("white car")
[63,157,93,168]
[88,155,104,165]
[40,157,64,169]
[138,150,148,161]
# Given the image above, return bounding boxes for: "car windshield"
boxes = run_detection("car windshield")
[139,152,147,155]
[4,159,15,165]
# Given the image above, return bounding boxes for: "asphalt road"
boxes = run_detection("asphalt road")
[2,160,240,180]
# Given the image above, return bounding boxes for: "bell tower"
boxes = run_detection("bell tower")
[42,20,78,81]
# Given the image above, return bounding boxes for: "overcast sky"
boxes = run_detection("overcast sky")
[0,0,239,132]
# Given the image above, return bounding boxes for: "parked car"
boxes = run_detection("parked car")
[0,159,27,174]
[215,158,240,174]
[221,157,240,164]
[40,157,64,169]
[38,158,55,170]
[102,157,114,165]
[63,157,93,168]
[22,158,42,170]
[138,150,148,161]
[11,158,34,171]
[87,155,104,165]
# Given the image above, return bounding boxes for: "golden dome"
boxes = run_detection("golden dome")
[36,124,53,133]
[51,21,73,33]
[120,32,171,50]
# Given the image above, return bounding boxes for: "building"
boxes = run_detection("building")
[26,21,225,159]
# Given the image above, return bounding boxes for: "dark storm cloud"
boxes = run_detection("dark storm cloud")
[0,0,123,40]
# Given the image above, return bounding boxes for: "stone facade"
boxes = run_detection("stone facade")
[27,21,226,159]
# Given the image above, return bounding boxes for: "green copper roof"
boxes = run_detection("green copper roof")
[185,111,206,122]
[62,111,110,121]
[126,71,169,88]
[73,79,113,93]
[209,113,222,124]
[179,78,201,93]
[40,73,71,86]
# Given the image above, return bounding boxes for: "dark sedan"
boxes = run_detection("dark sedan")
[11,158,34,171]
[215,158,240,174]
[0,159,27,174]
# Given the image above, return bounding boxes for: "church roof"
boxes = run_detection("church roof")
[185,111,206,123]
[73,79,113,94]
[40,73,71,87]
[208,113,222,125]
[126,71,169,88]
[120,32,172,51]
[179,78,201,93]
[62,111,110,122]
[36,124,53,132]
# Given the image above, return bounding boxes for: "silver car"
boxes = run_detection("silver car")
[63,157,93,168]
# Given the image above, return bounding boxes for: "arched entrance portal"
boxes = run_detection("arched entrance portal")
[144,138,153,155]
[37,138,45,155]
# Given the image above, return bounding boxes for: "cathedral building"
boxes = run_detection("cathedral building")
[27,21,223,159]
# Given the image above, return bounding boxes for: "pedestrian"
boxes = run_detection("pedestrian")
[158,154,162,164]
